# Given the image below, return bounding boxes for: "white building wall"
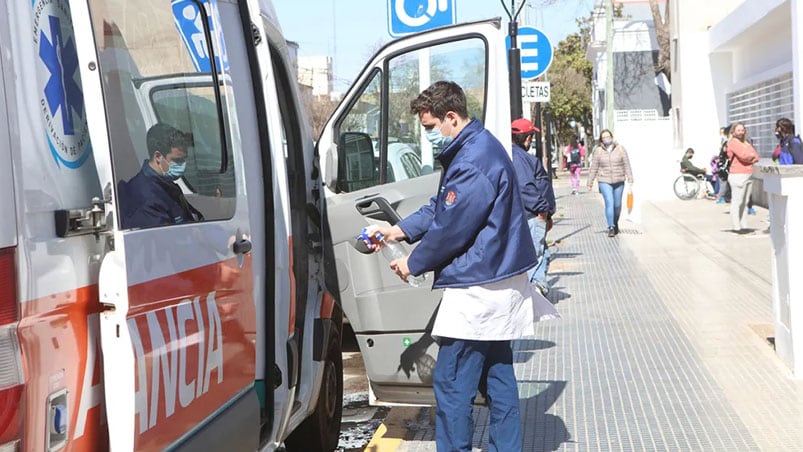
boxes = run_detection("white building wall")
[298,55,333,97]
[673,31,723,160]
[673,0,800,208]
[586,1,675,204]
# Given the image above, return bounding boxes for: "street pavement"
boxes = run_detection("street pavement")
[365,171,803,451]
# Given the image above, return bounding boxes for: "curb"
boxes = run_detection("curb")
[363,406,423,451]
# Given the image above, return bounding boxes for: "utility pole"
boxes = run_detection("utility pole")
[605,0,615,132]
[501,1,528,120]
[545,104,554,178]
[534,100,543,159]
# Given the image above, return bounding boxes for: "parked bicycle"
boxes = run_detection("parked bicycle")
[673,172,716,200]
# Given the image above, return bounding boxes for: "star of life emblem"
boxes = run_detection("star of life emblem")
[34,0,92,169]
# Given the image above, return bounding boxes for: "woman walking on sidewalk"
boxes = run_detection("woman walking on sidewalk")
[726,122,759,233]
[587,129,634,237]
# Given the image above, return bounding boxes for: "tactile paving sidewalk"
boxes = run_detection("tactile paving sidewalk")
[396,174,803,451]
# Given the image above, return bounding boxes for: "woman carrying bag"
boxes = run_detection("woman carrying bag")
[587,129,634,237]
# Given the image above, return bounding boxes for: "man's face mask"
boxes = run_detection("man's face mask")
[166,160,186,180]
[425,127,453,148]
[426,117,453,149]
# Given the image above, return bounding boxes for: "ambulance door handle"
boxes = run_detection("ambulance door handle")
[233,238,252,255]
[355,196,402,225]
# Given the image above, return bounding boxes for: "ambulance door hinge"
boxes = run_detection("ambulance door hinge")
[54,196,111,240]
[251,22,262,46]
[307,233,322,254]
[272,363,282,389]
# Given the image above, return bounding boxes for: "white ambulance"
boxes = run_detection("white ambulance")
[0,0,512,450]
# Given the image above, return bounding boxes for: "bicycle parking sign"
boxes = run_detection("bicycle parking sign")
[388,0,456,38]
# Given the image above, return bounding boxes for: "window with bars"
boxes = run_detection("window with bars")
[727,73,794,157]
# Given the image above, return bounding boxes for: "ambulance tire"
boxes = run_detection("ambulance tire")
[284,335,343,451]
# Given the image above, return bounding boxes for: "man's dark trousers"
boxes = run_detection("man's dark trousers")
[434,338,522,451]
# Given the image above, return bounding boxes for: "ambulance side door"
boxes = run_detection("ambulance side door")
[71,0,265,449]
[318,20,511,404]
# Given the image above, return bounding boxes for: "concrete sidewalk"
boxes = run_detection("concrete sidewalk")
[370,172,803,452]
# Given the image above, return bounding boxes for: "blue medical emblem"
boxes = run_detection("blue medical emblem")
[39,16,83,136]
[34,0,92,170]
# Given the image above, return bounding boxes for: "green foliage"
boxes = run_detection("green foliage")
[547,31,593,145]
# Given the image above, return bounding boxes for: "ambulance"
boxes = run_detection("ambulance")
[0,0,513,450]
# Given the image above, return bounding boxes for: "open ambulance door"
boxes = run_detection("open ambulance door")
[69,1,264,449]
[317,19,512,405]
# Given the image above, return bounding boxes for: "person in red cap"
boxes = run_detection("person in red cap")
[511,117,556,295]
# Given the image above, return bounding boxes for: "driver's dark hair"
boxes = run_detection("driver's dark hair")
[146,123,194,159]
[410,81,469,120]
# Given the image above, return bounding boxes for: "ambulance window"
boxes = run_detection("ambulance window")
[387,38,486,176]
[88,0,238,229]
[336,71,382,192]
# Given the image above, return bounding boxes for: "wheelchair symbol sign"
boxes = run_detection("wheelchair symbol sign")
[388,0,456,38]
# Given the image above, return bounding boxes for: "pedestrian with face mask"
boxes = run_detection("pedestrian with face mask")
[774,117,803,165]
[587,129,634,237]
[726,122,759,233]
[367,81,542,452]
[119,123,204,228]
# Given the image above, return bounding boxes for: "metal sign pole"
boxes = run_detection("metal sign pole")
[501,0,528,120]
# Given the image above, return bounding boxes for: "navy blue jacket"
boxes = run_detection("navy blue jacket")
[398,119,537,289]
[512,144,556,217]
[119,161,202,229]
[781,135,803,164]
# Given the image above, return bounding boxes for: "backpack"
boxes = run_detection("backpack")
[569,147,581,165]
[779,136,802,165]
[715,147,733,181]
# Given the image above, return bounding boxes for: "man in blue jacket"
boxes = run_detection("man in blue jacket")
[369,81,536,452]
[511,118,556,295]
[119,123,203,229]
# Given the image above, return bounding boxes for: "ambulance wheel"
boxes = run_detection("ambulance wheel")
[284,336,343,451]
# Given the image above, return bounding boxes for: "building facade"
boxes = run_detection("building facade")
[298,55,334,97]
[672,0,802,204]
[587,1,669,137]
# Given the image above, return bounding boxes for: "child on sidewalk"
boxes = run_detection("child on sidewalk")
[564,136,585,194]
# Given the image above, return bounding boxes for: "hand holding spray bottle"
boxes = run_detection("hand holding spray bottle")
[355,227,425,287]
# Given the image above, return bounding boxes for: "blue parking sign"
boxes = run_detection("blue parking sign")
[506,26,553,80]
[388,0,456,38]
[172,0,229,73]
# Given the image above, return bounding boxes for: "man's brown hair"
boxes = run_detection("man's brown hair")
[409,81,469,120]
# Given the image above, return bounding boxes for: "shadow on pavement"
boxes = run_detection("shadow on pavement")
[544,287,571,305]
[515,339,557,351]
[513,339,557,364]
[550,252,582,259]
[550,224,591,243]
[548,271,583,277]
[518,380,573,452]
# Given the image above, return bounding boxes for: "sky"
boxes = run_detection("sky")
[274,0,595,91]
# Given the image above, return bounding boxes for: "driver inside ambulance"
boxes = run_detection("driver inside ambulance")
[119,123,204,229]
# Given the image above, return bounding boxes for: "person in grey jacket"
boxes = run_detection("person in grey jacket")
[587,129,634,237]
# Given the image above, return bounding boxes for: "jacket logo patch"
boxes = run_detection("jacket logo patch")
[444,190,457,206]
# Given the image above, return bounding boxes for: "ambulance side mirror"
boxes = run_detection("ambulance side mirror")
[336,132,377,193]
